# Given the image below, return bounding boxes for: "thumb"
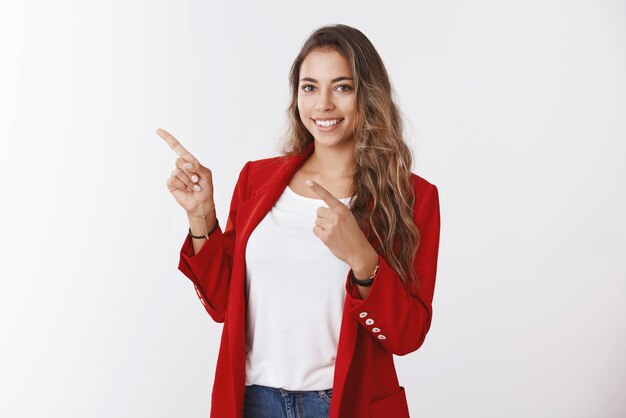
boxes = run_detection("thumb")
[185,158,210,179]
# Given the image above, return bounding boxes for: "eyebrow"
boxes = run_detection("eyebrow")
[299,76,354,83]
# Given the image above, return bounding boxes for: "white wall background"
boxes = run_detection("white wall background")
[1,0,624,417]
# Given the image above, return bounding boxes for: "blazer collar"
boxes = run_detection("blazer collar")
[253,140,315,196]
[236,140,316,248]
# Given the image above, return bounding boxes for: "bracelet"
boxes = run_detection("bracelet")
[350,261,380,287]
[188,219,219,240]
[188,205,218,240]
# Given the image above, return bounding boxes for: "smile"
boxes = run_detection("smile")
[313,118,343,127]
[311,118,345,133]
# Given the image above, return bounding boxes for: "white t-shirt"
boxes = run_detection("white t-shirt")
[244,185,355,390]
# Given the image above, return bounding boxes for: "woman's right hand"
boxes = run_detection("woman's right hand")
[157,128,215,215]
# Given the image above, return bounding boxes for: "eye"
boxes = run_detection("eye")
[336,84,353,93]
[301,84,315,92]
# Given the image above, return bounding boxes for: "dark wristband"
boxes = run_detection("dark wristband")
[350,262,380,287]
[188,218,219,239]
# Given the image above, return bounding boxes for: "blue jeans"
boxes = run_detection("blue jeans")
[243,384,332,418]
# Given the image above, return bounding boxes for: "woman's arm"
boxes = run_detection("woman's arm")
[346,183,441,356]
[177,161,251,323]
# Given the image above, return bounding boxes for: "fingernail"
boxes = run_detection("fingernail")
[184,163,193,169]
[193,184,201,191]
[191,175,198,182]
[305,179,313,186]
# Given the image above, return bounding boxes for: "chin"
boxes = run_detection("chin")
[313,135,351,147]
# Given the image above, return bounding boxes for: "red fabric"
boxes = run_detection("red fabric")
[178,141,441,417]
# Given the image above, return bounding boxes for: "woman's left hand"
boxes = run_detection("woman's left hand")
[306,179,377,270]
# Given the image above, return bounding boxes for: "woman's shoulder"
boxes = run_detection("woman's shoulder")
[238,158,439,205]
[247,154,291,170]
[234,153,300,192]
[410,172,437,192]
[409,172,439,209]
[244,152,304,177]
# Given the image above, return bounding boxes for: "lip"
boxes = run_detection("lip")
[312,117,343,121]
[311,117,344,132]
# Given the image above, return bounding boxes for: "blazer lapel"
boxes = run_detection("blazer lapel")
[236,140,315,251]
[232,140,360,415]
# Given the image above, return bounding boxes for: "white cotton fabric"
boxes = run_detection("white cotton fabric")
[244,185,355,390]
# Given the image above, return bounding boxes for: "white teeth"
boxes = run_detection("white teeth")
[315,119,340,127]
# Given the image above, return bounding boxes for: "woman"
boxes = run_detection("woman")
[158,24,440,418]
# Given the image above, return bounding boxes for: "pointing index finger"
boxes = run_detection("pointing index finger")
[306,179,342,208]
[156,128,193,160]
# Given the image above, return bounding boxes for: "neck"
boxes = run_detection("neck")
[306,139,356,178]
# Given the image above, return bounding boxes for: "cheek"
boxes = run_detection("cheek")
[297,95,310,111]
[299,101,316,125]
[297,102,306,120]
[296,97,305,116]
[339,96,356,113]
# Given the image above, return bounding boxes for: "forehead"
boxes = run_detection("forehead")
[300,48,352,80]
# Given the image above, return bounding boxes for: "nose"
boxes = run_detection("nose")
[315,89,335,112]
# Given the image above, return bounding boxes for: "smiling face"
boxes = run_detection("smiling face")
[297,48,357,147]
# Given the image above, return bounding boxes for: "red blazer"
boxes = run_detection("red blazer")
[178,140,441,418]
